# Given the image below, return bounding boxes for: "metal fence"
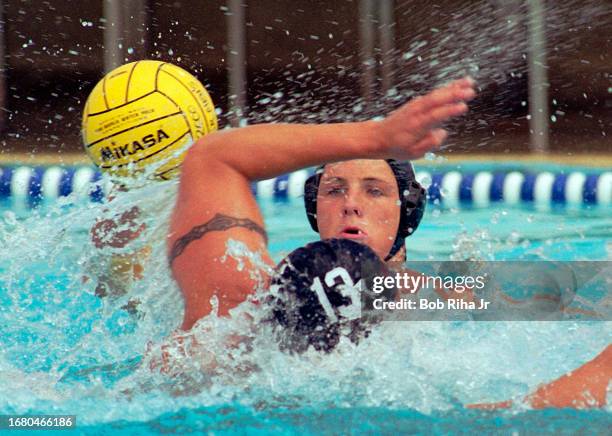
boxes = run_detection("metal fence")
[0,0,609,153]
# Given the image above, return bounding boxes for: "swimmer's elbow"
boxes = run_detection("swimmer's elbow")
[182,132,241,178]
[183,135,217,169]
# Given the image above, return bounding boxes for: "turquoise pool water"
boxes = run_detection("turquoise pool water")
[0,168,610,434]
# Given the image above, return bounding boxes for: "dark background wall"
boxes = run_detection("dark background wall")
[1,0,610,155]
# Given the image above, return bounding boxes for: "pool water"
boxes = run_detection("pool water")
[0,175,610,434]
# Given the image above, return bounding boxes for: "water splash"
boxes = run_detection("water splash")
[1,179,611,424]
[1,0,611,426]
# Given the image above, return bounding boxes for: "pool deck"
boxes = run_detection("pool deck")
[1,152,611,167]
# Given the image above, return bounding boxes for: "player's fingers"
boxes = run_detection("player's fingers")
[423,101,469,129]
[405,102,467,139]
[411,77,475,114]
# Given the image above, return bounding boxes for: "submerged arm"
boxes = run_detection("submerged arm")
[468,344,612,409]
[526,344,612,408]
[168,78,476,330]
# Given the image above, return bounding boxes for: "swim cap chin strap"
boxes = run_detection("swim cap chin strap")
[304,160,427,261]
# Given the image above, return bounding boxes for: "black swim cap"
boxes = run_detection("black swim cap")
[264,239,395,354]
[304,160,427,261]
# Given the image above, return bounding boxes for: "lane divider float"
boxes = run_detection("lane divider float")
[0,166,610,206]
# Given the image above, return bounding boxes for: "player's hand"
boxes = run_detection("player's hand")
[375,77,476,160]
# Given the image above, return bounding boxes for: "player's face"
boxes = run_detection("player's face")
[316,160,401,260]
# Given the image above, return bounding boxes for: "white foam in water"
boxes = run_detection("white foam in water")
[1,176,611,424]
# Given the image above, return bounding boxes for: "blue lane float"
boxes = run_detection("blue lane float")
[0,165,610,206]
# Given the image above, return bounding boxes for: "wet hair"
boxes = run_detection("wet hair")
[263,238,396,354]
[303,160,426,261]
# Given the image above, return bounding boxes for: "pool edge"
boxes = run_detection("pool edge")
[1,152,611,167]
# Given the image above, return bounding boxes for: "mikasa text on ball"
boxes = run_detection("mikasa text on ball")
[82,60,217,180]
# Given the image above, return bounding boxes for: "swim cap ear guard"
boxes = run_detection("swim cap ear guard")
[304,160,427,261]
[263,239,396,354]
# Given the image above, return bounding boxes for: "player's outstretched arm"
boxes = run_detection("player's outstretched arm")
[468,344,612,409]
[188,77,475,181]
[168,77,476,330]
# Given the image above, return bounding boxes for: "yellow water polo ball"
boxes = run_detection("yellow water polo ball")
[82,60,218,180]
